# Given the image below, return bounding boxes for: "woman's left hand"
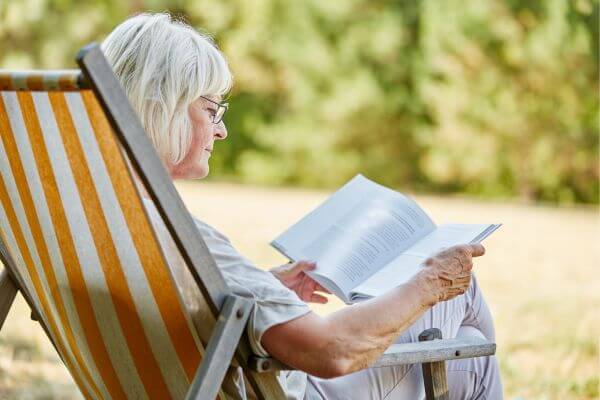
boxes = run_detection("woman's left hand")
[270,261,330,303]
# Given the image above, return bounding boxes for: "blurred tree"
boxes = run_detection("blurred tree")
[0,0,597,204]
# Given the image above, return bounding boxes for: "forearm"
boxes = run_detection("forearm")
[322,273,436,374]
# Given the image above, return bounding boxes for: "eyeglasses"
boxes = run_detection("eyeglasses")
[200,96,229,124]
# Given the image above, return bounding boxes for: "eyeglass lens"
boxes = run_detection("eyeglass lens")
[215,105,226,124]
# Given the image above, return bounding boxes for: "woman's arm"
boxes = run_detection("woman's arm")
[261,277,431,378]
[261,244,484,378]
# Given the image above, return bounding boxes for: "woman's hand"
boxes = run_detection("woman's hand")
[414,244,486,306]
[270,261,330,303]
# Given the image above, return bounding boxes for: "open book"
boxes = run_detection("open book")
[271,175,501,304]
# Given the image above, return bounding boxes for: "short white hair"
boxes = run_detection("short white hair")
[101,13,233,164]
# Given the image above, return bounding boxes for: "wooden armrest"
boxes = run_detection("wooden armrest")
[370,337,496,368]
[248,337,495,373]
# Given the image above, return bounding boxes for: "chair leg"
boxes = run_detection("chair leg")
[0,269,18,331]
[419,328,450,400]
[0,241,62,358]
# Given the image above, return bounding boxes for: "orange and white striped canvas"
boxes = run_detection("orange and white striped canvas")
[0,77,213,399]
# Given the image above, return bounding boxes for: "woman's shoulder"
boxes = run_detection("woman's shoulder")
[190,216,231,242]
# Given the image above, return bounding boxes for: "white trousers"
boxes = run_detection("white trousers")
[306,275,503,400]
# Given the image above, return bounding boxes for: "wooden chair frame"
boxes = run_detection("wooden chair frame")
[0,44,496,400]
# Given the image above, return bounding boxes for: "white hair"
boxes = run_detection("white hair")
[101,13,233,165]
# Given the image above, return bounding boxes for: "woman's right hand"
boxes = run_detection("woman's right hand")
[415,244,486,306]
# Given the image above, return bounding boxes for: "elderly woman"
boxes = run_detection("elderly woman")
[101,13,502,400]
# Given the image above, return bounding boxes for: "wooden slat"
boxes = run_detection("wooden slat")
[0,269,17,330]
[0,70,89,91]
[186,295,253,400]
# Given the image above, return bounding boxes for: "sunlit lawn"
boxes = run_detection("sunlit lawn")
[0,181,598,399]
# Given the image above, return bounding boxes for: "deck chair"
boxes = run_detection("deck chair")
[0,44,496,400]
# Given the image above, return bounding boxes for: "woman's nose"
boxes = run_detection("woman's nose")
[215,122,228,140]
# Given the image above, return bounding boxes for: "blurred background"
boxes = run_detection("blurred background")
[0,0,598,399]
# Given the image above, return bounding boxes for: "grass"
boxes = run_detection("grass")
[0,181,598,399]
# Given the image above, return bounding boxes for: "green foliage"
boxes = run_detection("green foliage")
[1,0,598,203]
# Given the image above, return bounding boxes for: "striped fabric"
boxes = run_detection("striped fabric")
[0,85,216,399]
[0,70,88,91]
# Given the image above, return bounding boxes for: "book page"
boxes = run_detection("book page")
[271,175,376,262]
[403,223,501,258]
[272,175,436,298]
[350,253,425,301]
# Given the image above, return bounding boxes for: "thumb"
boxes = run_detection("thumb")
[288,260,317,276]
[469,244,486,258]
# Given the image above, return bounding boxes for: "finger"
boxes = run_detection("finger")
[273,262,296,277]
[305,279,329,298]
[439,273,471,288]
[290,260,317,275]
[301,277,315,302]
[468,243,486,257]
[278,260,315,278]
[454,280,469,289]
[453,275,471,288]
[446,287,467,296]
[438,274,453,287]
[310,293,329,304]
[315,283,331,294]
[444,287,467,298]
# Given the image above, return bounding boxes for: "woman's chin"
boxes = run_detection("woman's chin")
[168,161,209,180]
[194,165,210,180]
[196,171,209,180]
